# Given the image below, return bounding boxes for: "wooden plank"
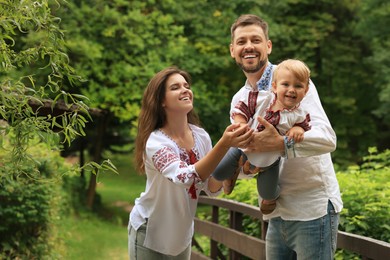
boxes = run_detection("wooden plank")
[191,250,212,260]
[196,196,390,260]
[199,196,263,220]
[210,206,219,259]
[194,218,266,260]
[337,231,390,260]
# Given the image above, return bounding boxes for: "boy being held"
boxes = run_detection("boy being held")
[213,59,311,214]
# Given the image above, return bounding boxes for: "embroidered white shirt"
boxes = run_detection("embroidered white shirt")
[239,62,343,221]
[231,89,310,167]
[129,124,220,256]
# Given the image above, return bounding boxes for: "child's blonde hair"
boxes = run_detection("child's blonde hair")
[273,59,311,87]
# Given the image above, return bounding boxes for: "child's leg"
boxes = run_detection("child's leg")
[212,147,244,181]
[256,158,281,200]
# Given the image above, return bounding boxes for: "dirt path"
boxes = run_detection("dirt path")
[111,200,133,213]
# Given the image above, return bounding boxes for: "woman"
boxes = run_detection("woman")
[128,67,252,259]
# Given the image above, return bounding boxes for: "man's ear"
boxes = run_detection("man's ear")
[229,43,235,59]
[267,40,272,55]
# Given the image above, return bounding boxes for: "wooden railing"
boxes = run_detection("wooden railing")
[191,196,390,260]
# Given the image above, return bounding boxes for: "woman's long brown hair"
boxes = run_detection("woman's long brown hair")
[134,67,200,174]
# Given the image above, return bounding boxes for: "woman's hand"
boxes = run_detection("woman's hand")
[221,123,253,149]
[245,116,284,153]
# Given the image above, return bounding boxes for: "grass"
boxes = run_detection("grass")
[96,152,146,225]
[59,212,129,260]
[60,152,146,259]
[97,152,146,204]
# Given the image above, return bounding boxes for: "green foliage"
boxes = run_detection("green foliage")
[0,1,117,257]
[0,180,56,258]
[221,178,259,207]
[0,142,81,258]
[221,178,262,237]
[0,0,91,176]
[356,0,390,132]
[47,0,195,153]
[56,0,189,119]
[59,211,128,259]
[81,158,118,176]
[46,0,388,166]
[337,148,390,242]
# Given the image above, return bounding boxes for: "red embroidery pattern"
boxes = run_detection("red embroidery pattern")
[177,172,188,182]
[152,146,201,199]
[248,91,259,117]
[180,151,190,164]
[188,150,197,164]
[153,146,179,173]
[294,113,311,131]
[187,150,199,199]
[235,91,259,121]
[257,110,281,134]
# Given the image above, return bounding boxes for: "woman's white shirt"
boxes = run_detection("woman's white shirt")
[129,124,220,256]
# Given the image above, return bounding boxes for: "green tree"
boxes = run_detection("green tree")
[314,1,379,164]
[0,0,92,257]
[56,0,189,123]
[356,0,390,151]
[27,0,389,169]
[0,0,87,177]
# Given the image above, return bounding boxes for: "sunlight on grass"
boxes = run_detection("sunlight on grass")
[61,152,146,259]
[97,153,146,205]
[94,152,146,225]
[61,213,128,260]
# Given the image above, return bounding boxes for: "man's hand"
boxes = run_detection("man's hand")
[244,116,284,153]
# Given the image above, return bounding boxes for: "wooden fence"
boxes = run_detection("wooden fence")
[191,196,390,260]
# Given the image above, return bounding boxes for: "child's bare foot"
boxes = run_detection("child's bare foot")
[260,199,277,215]
[223,168,240,195]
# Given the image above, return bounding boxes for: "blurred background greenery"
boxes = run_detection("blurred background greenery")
[1,0,389,258]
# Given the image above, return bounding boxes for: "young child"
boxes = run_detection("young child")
[212,59,311,215]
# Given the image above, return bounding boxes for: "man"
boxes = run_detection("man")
[229,14,343,259]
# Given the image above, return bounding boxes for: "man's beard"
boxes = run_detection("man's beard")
[237,59,267,73]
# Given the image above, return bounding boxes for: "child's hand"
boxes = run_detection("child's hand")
[233,114,251,132]
[286,126,305,143]
[238,122,251,132]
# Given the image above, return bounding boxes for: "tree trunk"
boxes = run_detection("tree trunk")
[86,114,108,209]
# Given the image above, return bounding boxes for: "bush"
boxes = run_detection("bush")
[221,178,261,236]
[0,142,82,258]
[0,179,58,258]
[337,148,390,242]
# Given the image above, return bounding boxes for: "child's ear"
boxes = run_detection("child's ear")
[305,83,310,95]
[271,82,277,93]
